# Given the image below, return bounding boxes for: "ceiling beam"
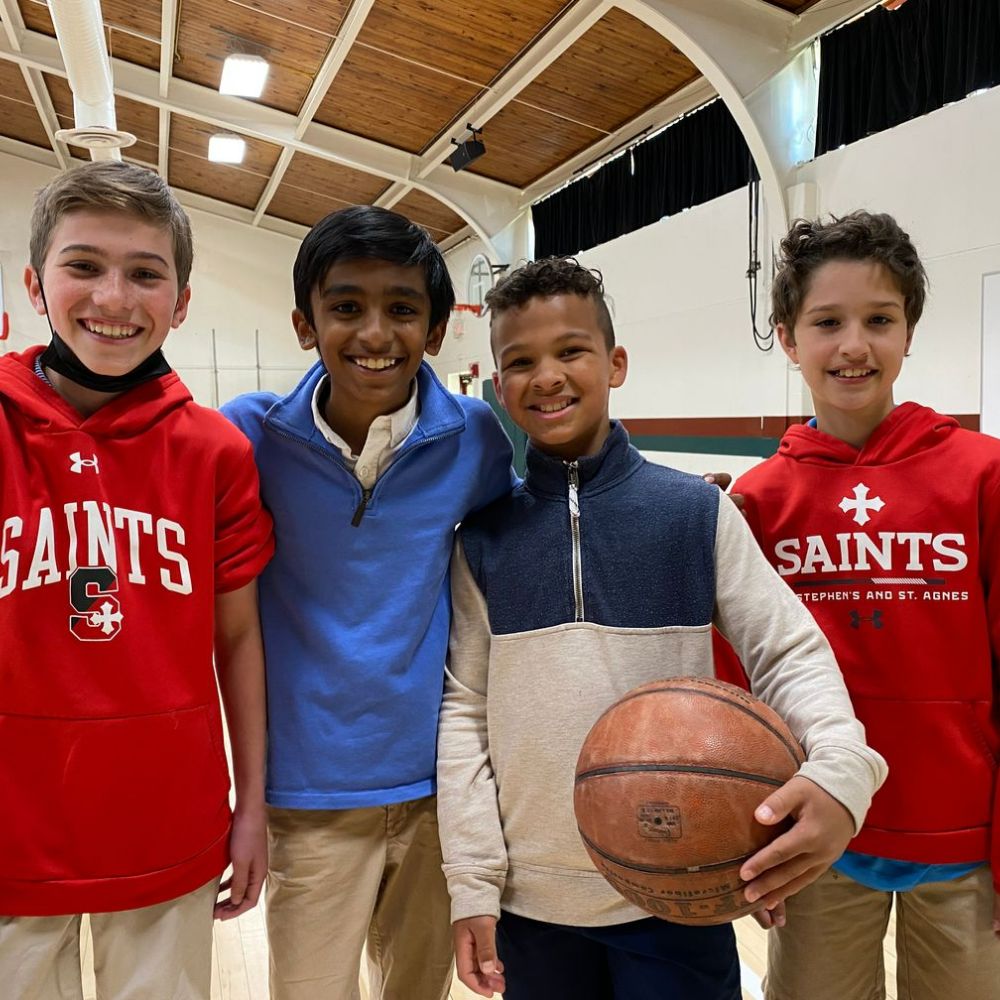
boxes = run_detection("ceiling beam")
[520,74,716,206]
[158,0,178,178]
[374,182,408,211]
[0,27,520,197]
[21,66,72,170]
[173,187,308,242]
[620,0,812,233]
[0,0,20,51]
[0,0,70,169]
[0,133,59,169]
[375,0,614,245]
[0,24,520,249]
[252,0,377,224]
[414,0,615,181]
[785,0,878,48]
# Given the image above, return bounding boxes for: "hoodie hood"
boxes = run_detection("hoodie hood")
[0,346,191,439]
[778,402,959,467]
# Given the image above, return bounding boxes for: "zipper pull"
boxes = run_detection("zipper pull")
[351,488,372,527]
[566,461,585,622]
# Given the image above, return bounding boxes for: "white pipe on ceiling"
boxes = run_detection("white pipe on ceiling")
[48,0,134,160]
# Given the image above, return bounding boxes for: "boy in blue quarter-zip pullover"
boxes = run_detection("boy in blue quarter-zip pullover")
[436,257,888,1000]
[221,206,515,1000]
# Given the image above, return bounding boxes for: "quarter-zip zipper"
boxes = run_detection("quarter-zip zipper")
[567,461,584,622]
[351,488,373,526]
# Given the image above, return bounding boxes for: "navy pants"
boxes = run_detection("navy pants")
[496,909,741,1000]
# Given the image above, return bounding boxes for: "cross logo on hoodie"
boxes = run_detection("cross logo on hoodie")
[839,483,884,526]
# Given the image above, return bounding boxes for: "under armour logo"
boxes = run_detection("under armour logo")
[88,600,124,636]
[839,483,884,526]
[69,452,99,474]
[849,609,884,630]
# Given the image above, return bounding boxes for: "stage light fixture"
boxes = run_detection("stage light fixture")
[449,124,485,172]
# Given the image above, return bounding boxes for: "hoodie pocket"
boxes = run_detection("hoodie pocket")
[857,697,995,835]
[0,705,231,884]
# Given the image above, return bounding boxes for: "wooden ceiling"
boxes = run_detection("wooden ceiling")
[0,0,827,245]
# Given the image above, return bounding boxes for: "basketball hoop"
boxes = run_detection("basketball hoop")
[449,302,481,339]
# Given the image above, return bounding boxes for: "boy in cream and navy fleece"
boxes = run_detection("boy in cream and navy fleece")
[436,257,887,1000]
[717,212,1000,1000]
[221,206,514,1000]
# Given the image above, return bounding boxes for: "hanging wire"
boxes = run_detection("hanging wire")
[747,165,774,352]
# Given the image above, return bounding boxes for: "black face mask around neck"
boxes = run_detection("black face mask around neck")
[39,331,171,393]
[36,277,172,393]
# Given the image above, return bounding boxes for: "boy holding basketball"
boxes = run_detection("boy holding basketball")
[221,205,514,1000]
[719,212,1000,1000]
[436,256,887,1000]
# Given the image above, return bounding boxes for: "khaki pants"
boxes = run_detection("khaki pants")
[0,877,218,1000]
[266,796,453,1000]
[765,865,1000,1000]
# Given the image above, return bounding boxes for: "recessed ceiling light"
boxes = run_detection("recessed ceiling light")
[219,54,269,98]
[208,133,246,164]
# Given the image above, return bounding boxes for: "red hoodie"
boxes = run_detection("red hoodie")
[0,346,273,915]
[728,403,1000,889]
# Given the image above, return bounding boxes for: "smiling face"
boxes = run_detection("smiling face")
[24,209,189,377]
[294,257,445,445]
[492,293,627,461]
[779,258,912,447]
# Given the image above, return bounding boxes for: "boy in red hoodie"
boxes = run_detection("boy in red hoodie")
[727,212,1000,999]
[0,161,273,999]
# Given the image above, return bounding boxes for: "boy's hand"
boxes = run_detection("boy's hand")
[215,806,267,920]
[751,899,786,930]
[739,775,854,911]
[702,472,745,512]
[453,915,505,997]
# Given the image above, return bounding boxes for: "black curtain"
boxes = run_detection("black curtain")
[533,99,757,260]
[817,0,1000,155]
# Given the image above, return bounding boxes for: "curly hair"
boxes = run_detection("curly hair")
[31,160,193,290]
[486,256,615,348]
[771,211,927,332]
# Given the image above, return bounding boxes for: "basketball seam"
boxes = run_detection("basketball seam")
[580,831,753,877]
[575,763,786,786]
[591,683,805,768]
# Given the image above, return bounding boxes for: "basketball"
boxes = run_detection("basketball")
[574,677,805,926]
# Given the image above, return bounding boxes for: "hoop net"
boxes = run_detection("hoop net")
[450,303,482,338]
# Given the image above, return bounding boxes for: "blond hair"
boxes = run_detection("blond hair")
[30,160,193,289]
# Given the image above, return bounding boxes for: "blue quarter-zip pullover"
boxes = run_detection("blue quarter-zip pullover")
[223,360,514,807]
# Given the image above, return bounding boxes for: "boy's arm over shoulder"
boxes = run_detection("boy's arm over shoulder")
[459,395,517,510]
[711,492,887,828]
[437,533,508,923]
[219,391,279,450]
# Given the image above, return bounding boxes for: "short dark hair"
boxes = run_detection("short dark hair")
[771,211,927,332]
[293,205,455,330]
[31,160,193,290]
[486,256,615,349]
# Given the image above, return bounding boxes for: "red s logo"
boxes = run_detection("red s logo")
[69,567,123,641]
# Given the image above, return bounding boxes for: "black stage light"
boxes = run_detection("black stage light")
[449,124,485,172]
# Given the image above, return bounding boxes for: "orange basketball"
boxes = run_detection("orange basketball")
[574,677,804,926]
